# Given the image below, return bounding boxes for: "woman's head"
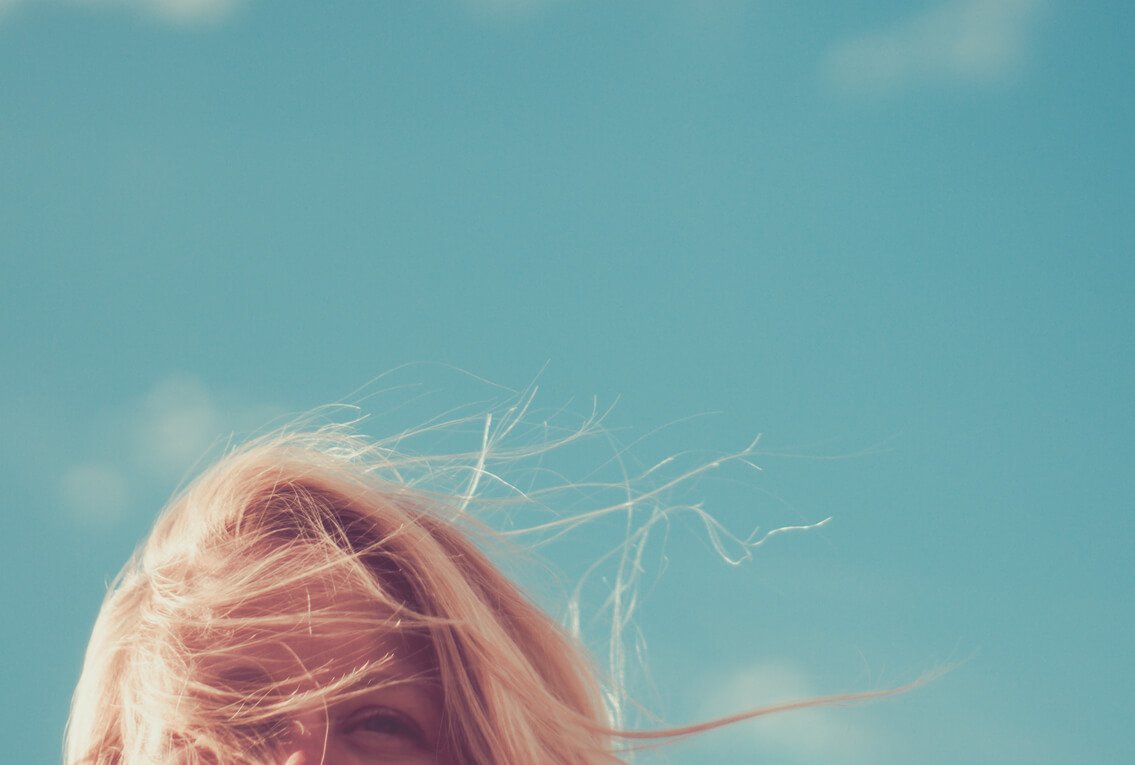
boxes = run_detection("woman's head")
[66,431,615,764]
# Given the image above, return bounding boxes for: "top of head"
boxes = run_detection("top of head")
[66,430,615,765]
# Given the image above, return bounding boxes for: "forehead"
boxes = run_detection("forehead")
[204,583,436,695]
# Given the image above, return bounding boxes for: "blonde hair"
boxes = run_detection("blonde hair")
[66,430,618,764]
[66,420,912,764]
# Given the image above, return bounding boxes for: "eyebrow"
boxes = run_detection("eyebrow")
[344,681,442,727]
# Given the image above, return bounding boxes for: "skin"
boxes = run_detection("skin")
[227,590,451,765]
[277,681,446,765]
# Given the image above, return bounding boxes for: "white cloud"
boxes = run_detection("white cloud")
[823,0,1048,94]
[61,463,130,524]
[132,374,228,478]
[698,661,883,764]
[0,0,242,26]
[57,374,283,524]
[127,373,285,481]
[127,0,243,25]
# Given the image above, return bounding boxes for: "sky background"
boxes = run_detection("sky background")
[1,0,1132,763]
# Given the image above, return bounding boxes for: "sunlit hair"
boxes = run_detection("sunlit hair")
[65,427,631,764]
[66,412,916,764]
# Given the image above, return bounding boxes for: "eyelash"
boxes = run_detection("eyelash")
[343,707,425,744]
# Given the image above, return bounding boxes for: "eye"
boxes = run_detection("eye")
[341,706,428,750]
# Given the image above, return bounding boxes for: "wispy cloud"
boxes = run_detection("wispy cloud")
[697,661,885,764]
[58,374,282,524]
[129,0,243,25]
[132,375,230,479]
[60,463,131,524]
[823,0,1048,95]
[0,0,243,26]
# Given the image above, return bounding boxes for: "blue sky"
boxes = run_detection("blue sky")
[1,1,1132,762]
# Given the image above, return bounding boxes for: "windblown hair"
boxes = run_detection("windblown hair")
[67,421,913,764]
[65,430,617,764]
